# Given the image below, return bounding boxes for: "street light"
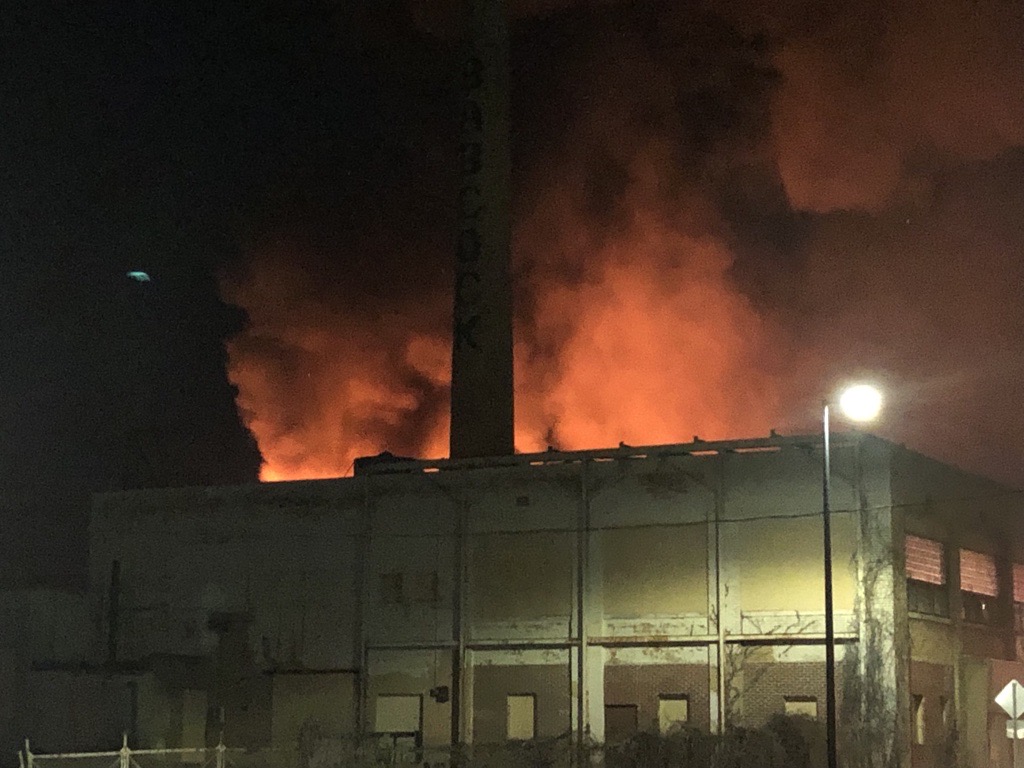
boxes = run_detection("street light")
[823,383,882,768]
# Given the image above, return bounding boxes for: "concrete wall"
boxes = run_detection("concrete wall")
[451,441,868,743]
[0,588,93,757]
[83,438,884,753]
[60,433,1024,768]
[90,481,363,670]
[0,589,91,665]
[112,444,868,745]
[85,481,366,757]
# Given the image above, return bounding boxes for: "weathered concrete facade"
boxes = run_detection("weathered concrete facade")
[15,433,1021,767]
[891,448,1024,768]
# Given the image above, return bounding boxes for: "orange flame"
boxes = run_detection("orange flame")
[224,184,785,481]
[515,215,780,453]
[222,254,452,481]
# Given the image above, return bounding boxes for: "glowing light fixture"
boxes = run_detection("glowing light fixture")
[127,271,151,282]
[838,383,882,422]
[822,380,882,768]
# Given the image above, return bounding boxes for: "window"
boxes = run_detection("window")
[604,705,638,743]
[380,573,404,605]
[912,695,925,745]
[960,549,997,624]
[506,694,536,741]
[658,695,689,734]
[784,697,818,719]
[906,535,948,616]
[907,536,945,583]
[960,549,998,595]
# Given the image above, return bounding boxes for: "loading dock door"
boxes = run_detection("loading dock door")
[605,705,639,743]
[375,695,423,763]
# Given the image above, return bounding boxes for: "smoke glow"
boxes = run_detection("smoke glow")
[222,0,1024,484]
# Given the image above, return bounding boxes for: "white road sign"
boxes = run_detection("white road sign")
[997,680,1024,719]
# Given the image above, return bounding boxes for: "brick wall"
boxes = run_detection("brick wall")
[604,663,710,733]
[739,659,837,728]
[471,663,571,744]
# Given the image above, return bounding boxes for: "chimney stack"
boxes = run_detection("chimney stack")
[449,0,514,459]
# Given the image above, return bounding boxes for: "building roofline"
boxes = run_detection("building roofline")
[354,430,885,477]
[92,430,903,499]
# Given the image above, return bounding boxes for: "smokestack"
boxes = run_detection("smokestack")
[449,0,515,459]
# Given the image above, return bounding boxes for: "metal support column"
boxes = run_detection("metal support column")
[576,461,590,763]
[822,405,838,768]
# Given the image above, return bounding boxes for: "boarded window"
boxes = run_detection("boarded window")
[905,536,945,584]
[730,516,856,613]
[1013,564,1024,603]
[506,695,536,741]
[380,573,403,605]
[375,695,421,734]
[784,697,818,719]
[658,695,689,734]
[602,527,708,616]
[912,695,925,745]
[960,549,997,596]
[470,533,573,621]
[605,705,638,743]
[408,571,439,604]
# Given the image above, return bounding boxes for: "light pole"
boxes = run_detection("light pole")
[823,383,882,768]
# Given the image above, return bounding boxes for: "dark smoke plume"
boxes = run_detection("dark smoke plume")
[223,0,1024,484]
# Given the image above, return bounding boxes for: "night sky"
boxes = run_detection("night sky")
[3,0,1024,586]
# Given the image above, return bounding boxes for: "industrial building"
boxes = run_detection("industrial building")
[3,0,1015,765]
[5,431,1019,768]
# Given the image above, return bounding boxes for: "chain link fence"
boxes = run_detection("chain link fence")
[20,736,247,768]
[19,717,823,768]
